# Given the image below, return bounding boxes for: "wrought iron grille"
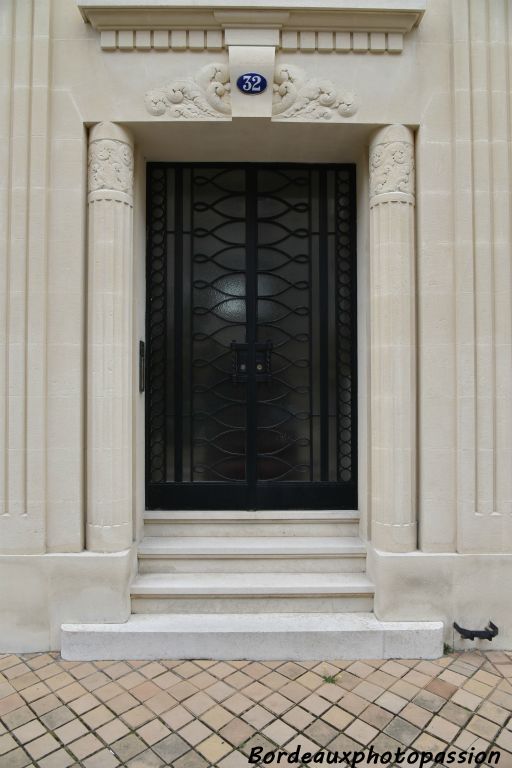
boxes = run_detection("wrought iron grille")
[146,164,357,510]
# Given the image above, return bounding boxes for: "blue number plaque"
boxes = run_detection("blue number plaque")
[236,73,268,95]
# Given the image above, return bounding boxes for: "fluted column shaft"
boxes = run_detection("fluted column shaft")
[86,122,134,553]
[369,124,417,553]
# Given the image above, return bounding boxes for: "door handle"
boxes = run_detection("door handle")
[231,340,273,383]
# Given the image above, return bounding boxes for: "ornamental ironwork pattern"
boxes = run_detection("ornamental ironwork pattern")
[336,170,356,482]
[146,163,357,510]
[191,168,247,481]
[146,167,167,483]
[255,169,312,481]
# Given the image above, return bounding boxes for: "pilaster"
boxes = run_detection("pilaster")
[86,122,134,553]
[369,124,417,553]
[0,0,51,554]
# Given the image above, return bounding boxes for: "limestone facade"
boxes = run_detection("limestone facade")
[0,0,512,653]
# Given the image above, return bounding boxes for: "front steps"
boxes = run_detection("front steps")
[130,572,375,613]
[60,510,444,660]
[144,509,360,537]
[61,613,444,661]
[138,535,367,573]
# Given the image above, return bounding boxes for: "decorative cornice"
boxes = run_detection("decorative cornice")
[88,136,134,202]
[369,124,414,204]
[95,28,408,54]
[77,0,425,54]
[145,63,358,121]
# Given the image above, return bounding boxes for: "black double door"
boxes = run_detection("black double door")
[146,164,357,510]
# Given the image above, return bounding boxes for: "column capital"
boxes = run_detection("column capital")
[369,123,415,206]
[88,121,134,205]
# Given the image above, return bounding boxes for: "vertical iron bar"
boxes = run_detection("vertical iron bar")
[349,166,358,501]
[308,170,313,481]
[246,169,258,505]
[319,169,329,481]
[189,169,195,482]
[174,168,183,482]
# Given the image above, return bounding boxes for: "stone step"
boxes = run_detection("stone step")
[130,572,375,614]
[137,536,367,574]
[143,509,360,538]
[61,613,444,661]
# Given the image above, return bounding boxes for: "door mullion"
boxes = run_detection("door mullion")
[246,169,258,503]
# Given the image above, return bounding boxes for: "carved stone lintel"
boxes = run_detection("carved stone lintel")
[369,123,414,201]
[88,123,134,202]
[144,63,358,122]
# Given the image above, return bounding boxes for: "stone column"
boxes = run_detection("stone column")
[86,122,134,553]
[369,124,417,552]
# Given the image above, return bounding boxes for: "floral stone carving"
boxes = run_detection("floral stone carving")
[272,65,358,120]
[370,132,414,197]
[145,63,231,119]
[88,138,134,196]
[144,63,358,121]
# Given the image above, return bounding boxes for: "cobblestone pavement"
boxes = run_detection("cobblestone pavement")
[0,651,511,768]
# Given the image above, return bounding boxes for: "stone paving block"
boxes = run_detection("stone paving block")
[1,705,35,730]
[137,720,171,747]
[240,733,277,757]
[438,700,471,727]
[173,751,209,768]
[200,704,234,730]
[152,733,190,763]
[360,703,394,730]
[376,691,408,713]
[68,733,103,760]
[425,678,458,699]
[121,704,154,728]
[303,718,338,746]
[96,719,130,744]
[81,703,114,729]
[196,733,232,762]
[262,719,297,746]
[279,663,306,680]
[179,720,213,747]
[477,700,509,725]
[282,704,316,730]
[126,749,165,767]
[452,689,483,711]
[339,692,367,716]
[412,690,445,713]
[0,734,17,755]
[345,718,379,745]
[425,714,460,742]
[300,693,331,716]
[38,750,77,768]
[24,732,61,760]
[220,717,255,746]
[223,693,253,715]
[384,715,420,745]
[0,747,33,768]
[83,749,120,768]
[161,704,194,730]
[466,714,500,740]
[366,731,402,754]
[111,733,147,761]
